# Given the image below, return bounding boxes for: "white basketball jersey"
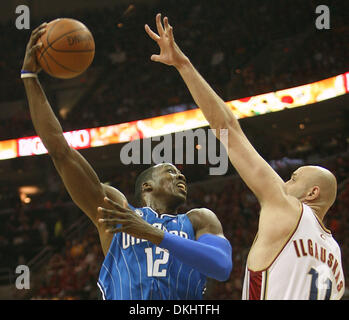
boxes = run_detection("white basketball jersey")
[242,203,345,300]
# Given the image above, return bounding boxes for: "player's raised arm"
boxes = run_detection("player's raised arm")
[145,14,287,206]
[21,23,126,255]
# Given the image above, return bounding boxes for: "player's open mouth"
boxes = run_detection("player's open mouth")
[177,182,186,192]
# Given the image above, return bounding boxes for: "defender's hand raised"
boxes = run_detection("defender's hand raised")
[145,13,189,69]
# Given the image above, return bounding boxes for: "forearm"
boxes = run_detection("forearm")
[23,77,68,155]
[176,60,240,132]
[159,232,232,281]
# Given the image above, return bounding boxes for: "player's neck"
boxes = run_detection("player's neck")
[145,198,179,215]
[303,201,326,221]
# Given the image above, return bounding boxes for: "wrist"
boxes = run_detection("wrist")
[145,226,165,246]
[21,69,38,79]
[175,57,192,73]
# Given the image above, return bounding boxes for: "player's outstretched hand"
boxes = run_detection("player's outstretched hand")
[22,22,47,73]
[145,13,189,69]
[98,197,164,245]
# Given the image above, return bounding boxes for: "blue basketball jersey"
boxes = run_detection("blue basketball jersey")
[97,205,206,300]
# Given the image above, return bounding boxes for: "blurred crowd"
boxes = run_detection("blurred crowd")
[32,226,103,300]
[0,0,348,139]
[0,195,81,271]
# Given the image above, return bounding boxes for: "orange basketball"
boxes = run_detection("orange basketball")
[36,18,95,79]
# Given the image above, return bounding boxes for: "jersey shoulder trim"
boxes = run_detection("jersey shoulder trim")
[249,201,304,272]
[304,204,331,234]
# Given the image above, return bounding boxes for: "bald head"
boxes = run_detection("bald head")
[286,165,337,214]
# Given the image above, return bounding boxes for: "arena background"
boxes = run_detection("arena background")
[0,0,348,299]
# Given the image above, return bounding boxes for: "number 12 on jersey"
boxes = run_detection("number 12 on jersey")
[145,247,170,277]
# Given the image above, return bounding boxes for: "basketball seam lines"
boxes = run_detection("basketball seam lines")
[39,19,60,60]
[39,25,89,60]
[40,52,53,75]
[48,23,94,53]
[47,27,90,51]
[49,48,94,53]
[44,49,80,73]
[47,23,87,49]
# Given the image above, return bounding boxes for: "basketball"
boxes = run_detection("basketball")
[36,18,95,79]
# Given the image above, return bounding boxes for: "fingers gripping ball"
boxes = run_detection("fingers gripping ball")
[36,18,95,79]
